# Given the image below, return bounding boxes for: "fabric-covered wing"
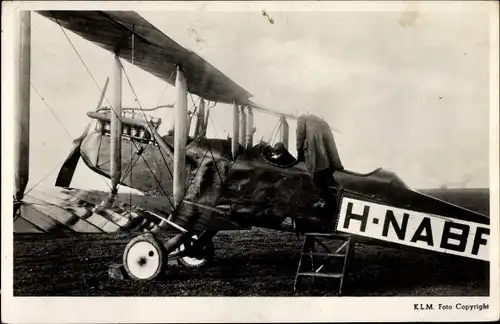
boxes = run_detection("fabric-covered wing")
[14,187,244,234]
[37,10,252,105]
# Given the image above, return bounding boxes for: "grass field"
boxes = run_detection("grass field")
[13,188,490,296]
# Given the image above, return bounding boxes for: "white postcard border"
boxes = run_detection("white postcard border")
[2,1,499,323]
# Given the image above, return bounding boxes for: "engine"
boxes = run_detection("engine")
[87,109,162,144]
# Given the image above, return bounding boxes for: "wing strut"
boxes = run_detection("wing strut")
[14,11,31,202]
[173,65,188,208]
[231,102,240,159]
[110,55,123,193]
[194,99,205,138]
[279,115,289,149]
[246,107,254,148]
[239,106,247,148]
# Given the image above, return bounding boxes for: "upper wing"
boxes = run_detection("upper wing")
[37,10,252,105]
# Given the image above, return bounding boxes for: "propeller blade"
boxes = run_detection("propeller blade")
[55,78,109,187]
[54,126,89,187]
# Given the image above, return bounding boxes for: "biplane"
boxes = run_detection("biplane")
[13,10,490,289]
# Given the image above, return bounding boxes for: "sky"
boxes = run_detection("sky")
[14,5,493,191]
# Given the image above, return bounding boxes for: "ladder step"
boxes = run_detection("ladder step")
[297,272,343,279]
[294,231,355,293]
[302,252,345,257]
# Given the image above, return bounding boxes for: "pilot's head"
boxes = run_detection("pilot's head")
[273,142,285,157]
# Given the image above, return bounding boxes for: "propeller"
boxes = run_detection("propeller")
[55,77,109,187]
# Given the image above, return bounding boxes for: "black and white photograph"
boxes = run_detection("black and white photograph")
[2,1,499,323]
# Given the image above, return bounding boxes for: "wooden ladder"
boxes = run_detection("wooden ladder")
[293,232,355,295]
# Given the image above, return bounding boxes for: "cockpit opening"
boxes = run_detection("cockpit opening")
[261,142,297,168]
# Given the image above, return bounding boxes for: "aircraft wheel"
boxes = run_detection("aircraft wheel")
[176,234,214,268]
[123,233,166,280]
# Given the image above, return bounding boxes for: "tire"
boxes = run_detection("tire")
[176,234,215,268]
[123,233,166,280]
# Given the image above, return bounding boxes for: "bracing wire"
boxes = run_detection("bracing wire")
[175,136,242,220]
[30,84,74,139]
[34,15,184,223]
[50,16,250,223]
[133,86,238,219]
[114,131,176,212]
[120,148,143,184]
[267,117,281,144]
[132,150,177,211]
[118,60,174,180]
[29,83,114,193]
[91,43,175,213]
[206,114,239,186]
[119,70,241,220]
[54,17,175,211]
[62,51,170,198]
[206,143,225,187]
[208,108,222,140]
[187,93,202,136]
[116,60,177,211]
[55,17,112,108]
[24,162,66,196]
[155,72,175,109]
[271,118,282,145]
[189,93,201,113]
